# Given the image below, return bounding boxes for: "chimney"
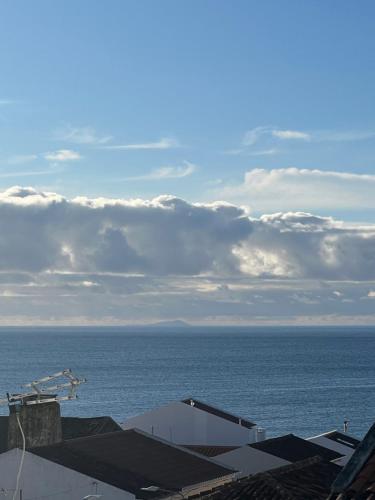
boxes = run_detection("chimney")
[7,395,62,450]
[256,427,266,442]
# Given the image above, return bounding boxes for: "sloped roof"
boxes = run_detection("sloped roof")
[182,398,256,429]
[61,416,121,440]
[197,456,341,499]
[182,445,239,457]
[31,429,235,498]
[249,434,343,463]
[324,431,360,450]
[328,422,375,499]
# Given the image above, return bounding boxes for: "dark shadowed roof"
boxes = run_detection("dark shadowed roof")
[182,445,239,457]
[197,456,340,499]
[182,398,256,429]
[328,422,375,500]
[31,429,235,498]
[61,416,121,440]
[324,431,360,450]
[249,434,343,463]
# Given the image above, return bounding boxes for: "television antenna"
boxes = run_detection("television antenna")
[0,369,86,406]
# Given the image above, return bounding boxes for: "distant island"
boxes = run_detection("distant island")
[148,319,192,328]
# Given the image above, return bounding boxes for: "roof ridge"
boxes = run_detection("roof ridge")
[181,397,255,427]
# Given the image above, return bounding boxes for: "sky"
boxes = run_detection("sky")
[0,1,375,325]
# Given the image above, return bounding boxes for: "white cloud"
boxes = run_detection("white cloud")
[0,169,58,179]
[0,186,374,323]
[238,126,374,153]
[123,161,196,181]
[55,125,112,145]
[216,167,375,211]
[0,186,373,281]
[367,291,375,298]
[249,149,278,156]
[243,126,270,146]
[44,149,81,162]
[243,126,309,146]
[271,130,310,140]
[104,137,179,151]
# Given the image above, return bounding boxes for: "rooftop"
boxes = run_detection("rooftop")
[197,456,341,499]
[31,429,235,498]
[323,431,360,450]
[249,434,343,463]
[61,416,122,440]
[181,445,240,457]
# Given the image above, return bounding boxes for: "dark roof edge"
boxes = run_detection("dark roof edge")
[181,397,256,429]
[330,422,375,493]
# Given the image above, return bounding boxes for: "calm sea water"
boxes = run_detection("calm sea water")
[0,326,373,439]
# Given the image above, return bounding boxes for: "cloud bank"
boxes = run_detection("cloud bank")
[0,186,374,279]
[0,186,374,323]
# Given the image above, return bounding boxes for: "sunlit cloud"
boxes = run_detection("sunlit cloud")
[271,129,310,140]
[249,149,278,156]
[0,169,58,179]
[243,127,310,145]
[233,126,375,154]
[123,161,196,181]
[44,149,81,162]
[0,186,373,323]
[55,125,112,145]
[214,167,375,211]
[103,137,179,151]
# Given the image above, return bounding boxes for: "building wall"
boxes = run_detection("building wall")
[0,448,135,500]
[122,401,257,446]
[214,445,291,478]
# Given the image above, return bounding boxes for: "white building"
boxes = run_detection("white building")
[0,448,131,500]
[0,429,236,500]
[122,398,263,446]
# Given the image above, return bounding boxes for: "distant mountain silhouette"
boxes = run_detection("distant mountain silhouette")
[149,319,191,328]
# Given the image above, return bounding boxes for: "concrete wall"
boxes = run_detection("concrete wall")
[8,401,62,450]
[0,448,135,500]
[122,401,257,446]
[214,445,291,478]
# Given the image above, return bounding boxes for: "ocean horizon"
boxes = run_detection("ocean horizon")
[0,325,373,440]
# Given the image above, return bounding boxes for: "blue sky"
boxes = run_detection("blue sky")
[1,1,375,217]
[0,1,375,324]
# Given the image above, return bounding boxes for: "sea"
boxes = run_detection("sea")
[0,326,373,440]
